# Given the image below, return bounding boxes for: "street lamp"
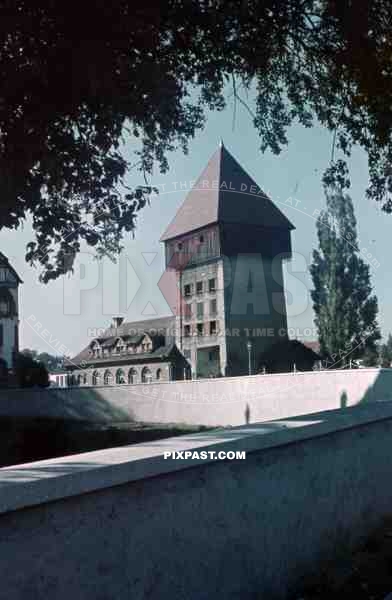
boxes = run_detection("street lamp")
[246,340,253,376]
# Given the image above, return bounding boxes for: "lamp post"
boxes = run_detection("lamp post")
[247,340,253,376]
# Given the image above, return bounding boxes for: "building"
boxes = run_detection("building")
[0,252,22,373]
[65,316,189,385]
[161,142,294,377]
[66,143,294,383]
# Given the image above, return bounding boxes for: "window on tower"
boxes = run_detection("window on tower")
[210,299,217,316]
[184,325,191,337]
[197,323,204,336]
[184,283,192,297]
[196,302,204,319]
[196,281,203,295]
[209,321,217,335]
[208,278,216,292]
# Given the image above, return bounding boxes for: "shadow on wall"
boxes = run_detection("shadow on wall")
[359,369,392,405]
[340,391,348,408]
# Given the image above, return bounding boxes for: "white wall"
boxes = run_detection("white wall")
[1,403,392,599]
[0,368,389,426]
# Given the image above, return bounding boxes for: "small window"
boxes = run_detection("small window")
[184,325,191,337]
[209,321,217,335]
[197,323,204,336]
[208,278,216,292]
[177,242,183,250]
[196,281,203,295]
[184,284,192,297]
[210,299,217,316]
[184,303,192,320]
[156,368,162,381]
[199,235,204,243]
[196,302,204,319]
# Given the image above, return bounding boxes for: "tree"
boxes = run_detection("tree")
[15,353,49,387]
[1,2,392,281]
[21,350,63,372]
[310,188,380,367]
[380,334,392,367]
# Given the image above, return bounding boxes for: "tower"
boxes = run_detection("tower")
[0,253,22,371]
[160,144,294,378]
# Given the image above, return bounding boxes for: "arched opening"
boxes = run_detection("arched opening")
[76,373,81,385]
[141,366,152,384]
[128,368,137,384]
[104,370,113,385]
[116,368,125,384]
[156,368,162,381]
[92,370,100,386]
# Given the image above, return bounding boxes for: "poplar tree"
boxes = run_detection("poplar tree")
[310,189,380,366]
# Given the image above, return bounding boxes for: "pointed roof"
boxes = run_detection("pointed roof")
[160,144,295,242]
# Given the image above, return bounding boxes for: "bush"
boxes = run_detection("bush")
[15,353,49,387]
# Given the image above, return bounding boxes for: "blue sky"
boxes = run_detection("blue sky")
[1,98,390,356]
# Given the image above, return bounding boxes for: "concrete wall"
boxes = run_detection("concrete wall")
[2,403,392,599]
[0,368,390,426]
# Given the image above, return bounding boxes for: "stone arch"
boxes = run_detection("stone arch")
[104,370,113,385]
[141,366,152,384]
[128,367,138,384]
[116,368,125,384]
[92,370,100,386]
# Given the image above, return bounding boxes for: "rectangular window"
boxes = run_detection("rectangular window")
[196,302,204,319]
[209,321,217,335]
[210,299,217,316]
[184,303,192,320]
[184,325,191,337]
[184,283,192,298]
[196,281,203,295]
[197,323,204,336]
[208,278,216,292]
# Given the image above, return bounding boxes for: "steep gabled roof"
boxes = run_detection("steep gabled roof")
[160,143,294,242]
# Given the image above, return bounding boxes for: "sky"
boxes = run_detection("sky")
[1,97,390,357]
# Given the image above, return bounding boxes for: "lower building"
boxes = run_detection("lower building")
[65,316,191,385]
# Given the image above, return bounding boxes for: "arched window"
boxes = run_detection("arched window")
[92,370,100,386]
[128,368,137,384]
[76,374,81,385]
[116,368,125,384]
[156,368,162,381]
[141,367,152,384]
[82,372,87,384]
[104,370,113,385]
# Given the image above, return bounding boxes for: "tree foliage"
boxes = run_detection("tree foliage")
[310,188,380,366]
[15,352,49,387]
[1,1,392,281]
[380,334,392,367]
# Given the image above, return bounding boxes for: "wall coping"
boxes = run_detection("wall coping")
[0,401,391,516]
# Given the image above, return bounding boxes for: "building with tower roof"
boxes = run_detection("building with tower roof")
[0,252,22,373]
[66,143,294,384]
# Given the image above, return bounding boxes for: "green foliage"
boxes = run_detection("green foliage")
[21,349,63,372]
[380,333,392,367]
[15,352,50,387]
[310,188,380,366]
[1,2,392,280]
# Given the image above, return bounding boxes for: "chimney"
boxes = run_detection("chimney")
[112,316,124,329]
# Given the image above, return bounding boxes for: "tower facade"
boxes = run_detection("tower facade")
[160,144,294,378]
[0,253,22,371]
